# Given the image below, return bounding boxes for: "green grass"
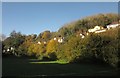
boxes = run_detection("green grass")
[2,56,118,77]
[30,60,69,64]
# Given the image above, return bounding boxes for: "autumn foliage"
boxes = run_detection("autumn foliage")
[2,13,120,67]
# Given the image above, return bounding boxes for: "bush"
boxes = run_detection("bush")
[80,29,119,67]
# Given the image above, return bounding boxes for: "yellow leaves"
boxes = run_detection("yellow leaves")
[46,39,58,55]
[27,42,46,56]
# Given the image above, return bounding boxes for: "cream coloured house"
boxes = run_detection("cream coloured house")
[88,26,104,33]
[95,29,106,33]
[80,33,85,38]
[11,47,14,50]
[107,23,120,30]
[7,48,10,52]
[37,41,41,44]
[86,33,89,35]
[58,38,63,43]
[44,41,46,44]
[53,37,57,40]
[53,37,64,43]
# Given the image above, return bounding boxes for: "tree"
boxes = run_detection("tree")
[3,31,25,56]
[36,43,46,60]
[56,35,82,62]
[10,30,16,38]
[41,30,51,41]
[46,39,58,59]
[80,29,119,67]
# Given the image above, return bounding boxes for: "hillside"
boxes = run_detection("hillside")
[2,13,120,68]
[58,13,119,37]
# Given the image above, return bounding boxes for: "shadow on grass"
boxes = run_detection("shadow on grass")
[2,56,118,77]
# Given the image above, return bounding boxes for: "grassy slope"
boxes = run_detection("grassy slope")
[2,56,118,77]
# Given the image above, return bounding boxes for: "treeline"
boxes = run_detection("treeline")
[2,13,120,68]
[58,13,119,37]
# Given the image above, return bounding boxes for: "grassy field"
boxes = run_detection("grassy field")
[2,56,118,77]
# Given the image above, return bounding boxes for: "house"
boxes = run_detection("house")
[95,29,106,33]
[7,48,10,52]
[11,47,14,50]
[37,41,41,44]
[80,33,85,38]
[88,26,104,33]
[86,33,89,35]
[44,41,47,44]
[53,37,57,40]
[81,35,85,38]
[107,23,120,30]
[80,33,83,36]
[58,37,64,43]
[58,38,63,43]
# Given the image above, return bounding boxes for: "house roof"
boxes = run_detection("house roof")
[110,21,119,25]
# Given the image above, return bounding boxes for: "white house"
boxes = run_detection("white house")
[88,26,104,33]
[11,47,14,50]
[58,38,63,43]
[7,48,10,52]
[44,41,46,44]
[95,29,106,33]
[107,23,120,30]
[54,37,57,40]
[38,41,41,44]
[80,33,83,36]
[81,35,85,38]
[86,33,89,35]
[80,33,85,39]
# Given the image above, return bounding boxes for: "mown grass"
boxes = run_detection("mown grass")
[30,59,69,64]
[2,56,118,77]
[30,60,69,64]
